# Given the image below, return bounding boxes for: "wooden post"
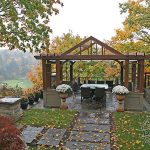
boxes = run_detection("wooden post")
[56,60,61,85]
[137,60,140,90]
[120,61,124,85]
[132,63,136,84]
[70,61,74,82]
[46,64,51,89]
[139,60,144,92]
[60,61,63,82]
[42,59,47,90]
[124,60,129,88]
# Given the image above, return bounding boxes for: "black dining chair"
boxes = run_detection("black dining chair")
[87,80,95,84]
[94,87,106,106]
[81,87,92,102]
[106,81,113,91]
[97,81,105,84]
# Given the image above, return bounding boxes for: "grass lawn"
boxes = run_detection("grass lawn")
[17,108,78,128]
[3,78,32,89]
[28,146,54,150]
[113,112,150,150]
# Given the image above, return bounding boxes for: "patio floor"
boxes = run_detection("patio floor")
[33,91,118,112]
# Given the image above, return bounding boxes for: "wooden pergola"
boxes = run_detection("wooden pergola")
[35,36,150,92]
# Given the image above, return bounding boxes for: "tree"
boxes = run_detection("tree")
[111,0,150,53]
[0,0,63,52]
[119,0,150,44]
[27,32,83,89]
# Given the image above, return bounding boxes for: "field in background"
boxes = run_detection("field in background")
[3,78,33,89]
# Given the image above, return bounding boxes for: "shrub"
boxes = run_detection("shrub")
[0,115,25,150]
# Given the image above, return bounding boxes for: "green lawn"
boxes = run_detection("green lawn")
[28,146,53,150]
[17,109,78,128]
[3,78,32,89]
[113,112,150,150]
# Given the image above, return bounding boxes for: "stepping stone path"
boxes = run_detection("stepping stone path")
[37,128,66,146]
[22,126,44,144]
[21,112,111,150]
[65,112,111,150]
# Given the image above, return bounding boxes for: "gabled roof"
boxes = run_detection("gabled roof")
[35,36,150,60]
[61,36,124,56]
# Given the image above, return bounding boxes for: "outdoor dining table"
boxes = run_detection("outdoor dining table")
[80,84,108,90]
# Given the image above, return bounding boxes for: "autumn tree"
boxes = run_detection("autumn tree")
[27,32,83,88]
[0,0,63,52]
[111,0,150,53]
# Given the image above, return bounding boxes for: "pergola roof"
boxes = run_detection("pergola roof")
[35,36,150,61]
[34,36,150,92]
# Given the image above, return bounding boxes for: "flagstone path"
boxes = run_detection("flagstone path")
[21,112,111,150]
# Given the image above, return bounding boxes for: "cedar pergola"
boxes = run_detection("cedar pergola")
[35,36,150,92]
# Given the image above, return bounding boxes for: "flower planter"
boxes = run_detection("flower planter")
[59,93,68,109]
[112,85,129,112]
[34,93,39,102]
[28,97,34,105]
[116,94,125,112]
[20,101,28,110]
[56,84,73,110]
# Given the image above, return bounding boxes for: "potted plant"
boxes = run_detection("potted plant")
[56,84,72,109]
[26,88,35,105]
[112,85,129,112]
[20,96,28,110]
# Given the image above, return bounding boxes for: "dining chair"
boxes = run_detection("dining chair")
[81,87,92,102]
[97,81,105,84]
[87,80,95,84]
[94,87,106,106]
[106,80,113,91]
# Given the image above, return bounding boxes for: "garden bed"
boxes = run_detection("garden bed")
[112,112,150,150]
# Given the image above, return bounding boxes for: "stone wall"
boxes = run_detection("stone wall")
[124,92,144,111]
[144,88,150,104]
[0,99,22,121]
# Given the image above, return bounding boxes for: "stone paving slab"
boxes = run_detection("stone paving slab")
[79,112,110,118]
[73,124,110,133]
[65,141,111,150]
[78,117,110,125]
[22,126,44,144]
[37,128,66,146]
[99,113,110,118]
[69,131,110,143]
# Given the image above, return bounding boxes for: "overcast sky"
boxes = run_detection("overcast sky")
[50,0,127,40]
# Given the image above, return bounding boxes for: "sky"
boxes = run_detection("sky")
[50,0,127,41]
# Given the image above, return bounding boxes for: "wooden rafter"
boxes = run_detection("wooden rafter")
[61,36,124,56]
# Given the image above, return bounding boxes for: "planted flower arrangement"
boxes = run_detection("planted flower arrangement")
[56,84,72,109]
[112,85,129,95]
[112,85,129,112]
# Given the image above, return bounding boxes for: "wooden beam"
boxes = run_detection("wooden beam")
[61,36,92,55]
[35,55,150,60]
[75,42,95,55]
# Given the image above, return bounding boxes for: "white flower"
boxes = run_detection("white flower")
[56,84,72,94]
[112,85,129,95]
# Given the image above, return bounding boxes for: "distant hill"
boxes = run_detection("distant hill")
[0,49,38,81]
